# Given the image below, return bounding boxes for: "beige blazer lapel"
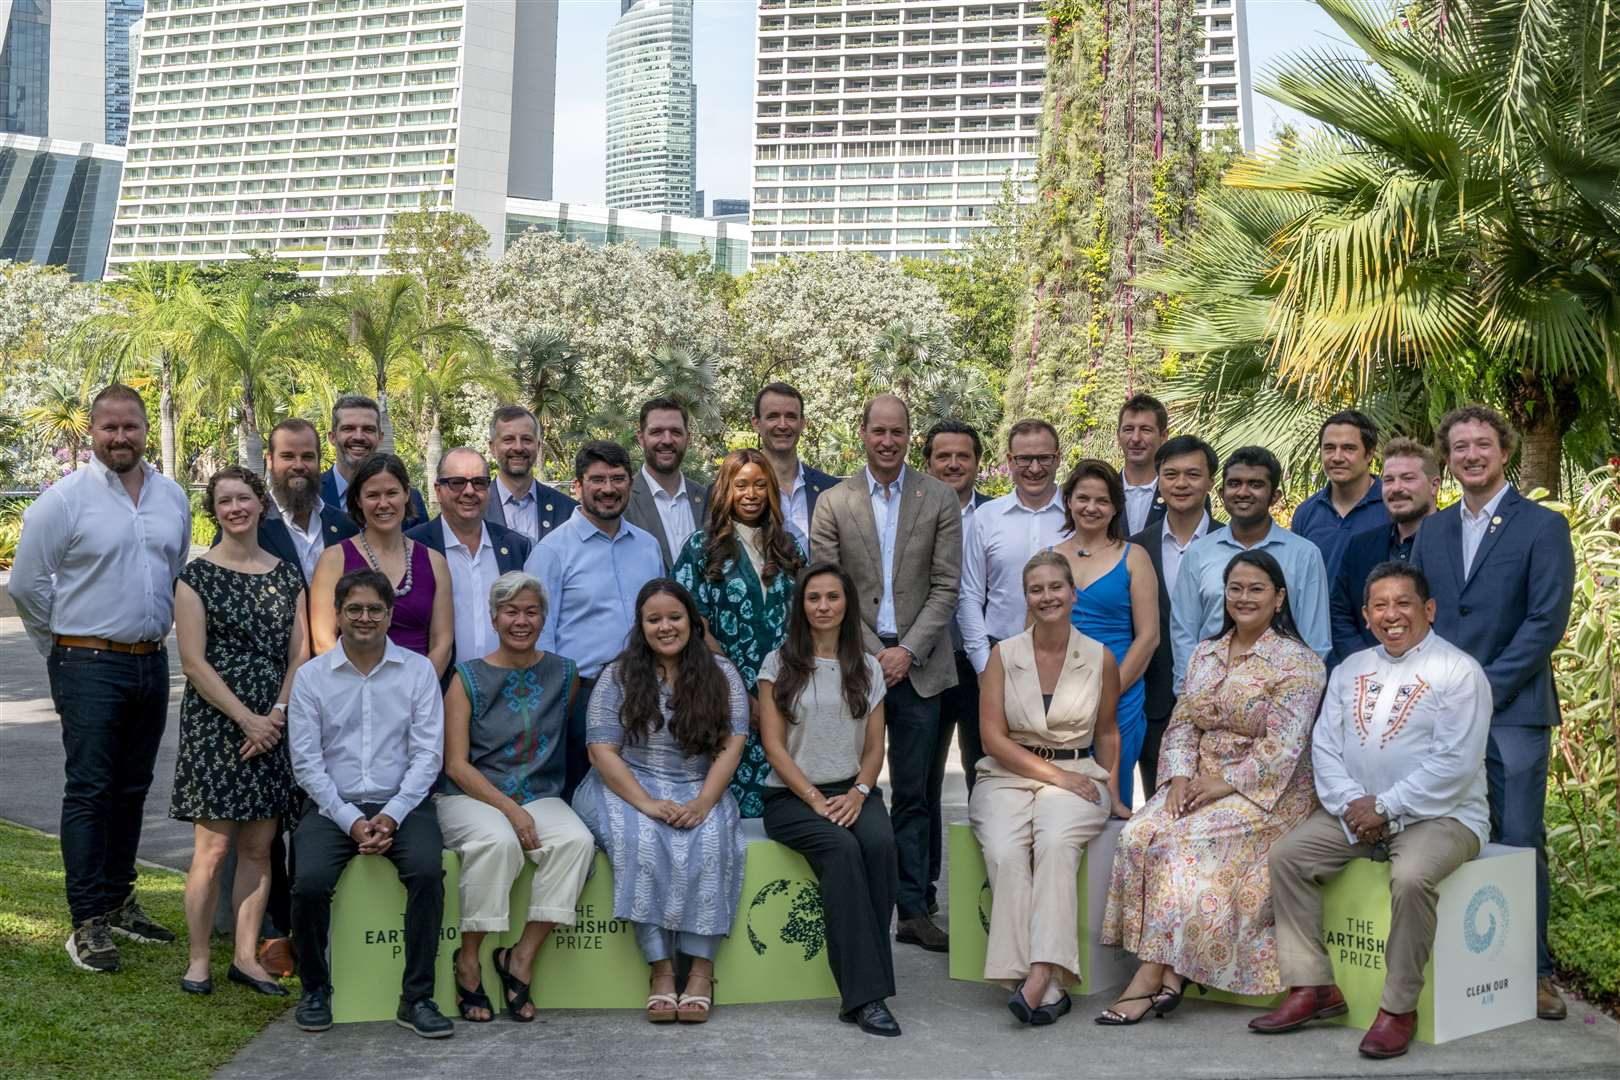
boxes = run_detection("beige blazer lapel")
[847,470,883,571]
[891,466,928,582]
[1001,633,1052,741]
[1046,629,1100,737]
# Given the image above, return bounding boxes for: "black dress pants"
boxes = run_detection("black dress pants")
[763,783,897,1014]
[882,674,942,920]
[291,801,444,1004]
[1139,713,1170,800]
[929,650,981,907]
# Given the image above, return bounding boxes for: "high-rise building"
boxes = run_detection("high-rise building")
[104,0,143,145]
[605,0,696,215]
[1197,0,1254,152]
[710,197,748,218]
[0,0,143,145]
[105,0,559,281]
[506,197,749,275]
[0,133,123,279]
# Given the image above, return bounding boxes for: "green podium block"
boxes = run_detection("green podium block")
[714,838,840,1006]
[327,850,462,1024]
[504,852,649,1009]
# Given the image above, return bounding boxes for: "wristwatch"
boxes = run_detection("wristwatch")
[853,783,872,797]
[1373,797,1388,820]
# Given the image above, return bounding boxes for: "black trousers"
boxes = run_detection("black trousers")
[563,676,595,803]
[882,674,942,920]
[47,646,170,925]
[291,801,444,1003]
[1139,714,1170,801]
[930,650,981,905]
[763,783,897,1013]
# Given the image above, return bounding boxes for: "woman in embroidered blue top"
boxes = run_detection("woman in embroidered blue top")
[437,571,595,1023]
[672,447,807,817]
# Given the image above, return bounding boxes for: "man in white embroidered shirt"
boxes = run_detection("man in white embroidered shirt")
[286,570,451,1038]
[1254,562,1490,1060]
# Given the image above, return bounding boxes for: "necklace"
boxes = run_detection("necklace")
[357,532,413,597]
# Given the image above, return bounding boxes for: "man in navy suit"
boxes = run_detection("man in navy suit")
[751,381,840,546]
[1329,438,1440,666]
[1131,434,1223,799]
[485,404,577,544]
[255,418,357,582]
[320,394,427,531]
[1411,405,1574,1022]
[405,448,532,670]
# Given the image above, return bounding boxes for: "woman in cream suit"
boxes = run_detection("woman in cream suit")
[969,550,1126,1026]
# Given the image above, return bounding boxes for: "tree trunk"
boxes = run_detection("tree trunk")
[158,353,178,479]
[376,364,395,455]
[1518,407,1562,498]
[423,405,443,513]
[239,383,265,475]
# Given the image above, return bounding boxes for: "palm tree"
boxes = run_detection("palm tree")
[873,319,951,404]
[402,344,513,510]
[506,327,586,477]
[646,342,724,435]
[23,372,93,473]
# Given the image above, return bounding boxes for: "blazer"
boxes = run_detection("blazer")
[802,463,842,525]
[209,501,357,580]
[809,466,963,698]
[1132,516,1225,722]
[320,467,428,532]
[1141,482,1215,532]
[1328,522,1418,667]
[624,470,710,570]
[405,515,533,575]
[484,478,577,541]
[1411,487,1574,728]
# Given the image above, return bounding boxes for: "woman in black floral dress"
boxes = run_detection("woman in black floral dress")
[171,466,308,996]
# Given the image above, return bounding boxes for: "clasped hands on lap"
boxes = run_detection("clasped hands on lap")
[1165,774,1235,817]
[639,795,719,830]
[348,813,399,855]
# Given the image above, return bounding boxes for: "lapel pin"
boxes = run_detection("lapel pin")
[328,524,338,533]
[267,585,278,594]
[1489,515,1502,533]
[500,546,509,556]
[545,504,553,511]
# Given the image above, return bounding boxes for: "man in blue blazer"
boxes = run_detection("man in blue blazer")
[485,404,577,544]
[751,381,840,544]
[321,394,427,531]
[1411,405,1574,1022]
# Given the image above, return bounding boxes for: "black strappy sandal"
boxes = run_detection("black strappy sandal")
[493,947,535,1023]
[452,943,494,1023]
[1095,992,1159,1025]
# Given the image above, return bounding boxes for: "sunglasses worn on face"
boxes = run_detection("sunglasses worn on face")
[436,476,491,492]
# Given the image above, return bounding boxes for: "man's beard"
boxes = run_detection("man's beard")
[272,473,319,517]
[1388,501,1431,526]
[500,454,532,480]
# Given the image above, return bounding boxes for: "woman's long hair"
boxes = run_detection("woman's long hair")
[702,447,805,584]
[1212,549,1305,643]
[616,579,733,758]
[770,562,873,724]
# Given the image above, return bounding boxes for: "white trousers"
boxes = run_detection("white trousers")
[435,794,595,933]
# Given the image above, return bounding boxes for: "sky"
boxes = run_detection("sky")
[549,0,1360,208]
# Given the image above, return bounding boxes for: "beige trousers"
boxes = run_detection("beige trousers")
[435,794,596,933]
[968,761,1111,987]
[1270,808,1480,1013]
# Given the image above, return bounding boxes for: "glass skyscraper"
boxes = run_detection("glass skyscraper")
[0,133,123,280]
[605,0,696,215]
[104,0,143,146]
[0,0,52,137]
[0,0,145,144]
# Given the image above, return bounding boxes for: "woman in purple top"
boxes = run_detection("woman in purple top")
[310,453,452,675]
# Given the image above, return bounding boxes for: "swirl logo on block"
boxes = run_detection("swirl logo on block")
[1462,884,1510,961]
[745,878,826,960]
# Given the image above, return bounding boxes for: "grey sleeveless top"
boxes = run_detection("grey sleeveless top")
[442,654,575,804]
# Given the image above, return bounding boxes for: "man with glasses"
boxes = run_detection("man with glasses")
[957,419,1069,792]
[406,448,533,669]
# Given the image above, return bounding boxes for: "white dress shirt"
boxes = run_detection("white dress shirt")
[273,493,327,582]
[1123,477,1157,536]
[958,488,1068,672]
[442,518,499,662]
[867,465,906,638]
[1459,482,1511,577]
[1160,510,1211,600]
[949,498,978,650]
[288,639,444,835]
[1313,630,1492,846]
[495,475,541,543]
[782,464,810,538]
[643,466,697,557]
[10,456,192,656]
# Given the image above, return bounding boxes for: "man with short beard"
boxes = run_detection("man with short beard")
[319,394,427,531]
[258,418,356,582]
[485,404,576,544]
[12,384,192,973]
[624,397,709,569]
[1328,438,1440,665]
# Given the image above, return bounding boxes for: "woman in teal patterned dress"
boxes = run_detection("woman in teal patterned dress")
[673,448,806,817]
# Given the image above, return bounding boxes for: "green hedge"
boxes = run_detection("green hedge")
[1548,802,1620,1008]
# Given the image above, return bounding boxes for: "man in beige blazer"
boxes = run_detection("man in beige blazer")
[810,395,962,951]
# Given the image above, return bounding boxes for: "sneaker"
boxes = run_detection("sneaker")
[66,917,120,973]
[396,997,455,1039]
[106,893,177,944]
[296,988,333,1032]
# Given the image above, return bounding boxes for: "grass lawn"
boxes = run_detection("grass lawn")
[0,821,292,1080]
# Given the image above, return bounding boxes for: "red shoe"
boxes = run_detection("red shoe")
[1358,1008,1416,1058]
[1248,985,1348,1033]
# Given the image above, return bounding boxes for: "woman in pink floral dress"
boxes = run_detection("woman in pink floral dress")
[1097,549,1325,1023]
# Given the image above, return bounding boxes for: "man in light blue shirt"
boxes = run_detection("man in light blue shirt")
[1170,446,1331,691]
[524,440,664,798]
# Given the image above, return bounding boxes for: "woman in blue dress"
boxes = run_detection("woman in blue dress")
[1051,459,1160,807]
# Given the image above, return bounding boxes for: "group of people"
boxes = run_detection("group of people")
[10,378,1574,1057]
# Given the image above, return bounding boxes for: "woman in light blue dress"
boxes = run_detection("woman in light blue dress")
[1050,460,1160,807]
[571,579,750,1023]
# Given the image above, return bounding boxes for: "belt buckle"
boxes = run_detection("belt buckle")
[1034,745,1055,761]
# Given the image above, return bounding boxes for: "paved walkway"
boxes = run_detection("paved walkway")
[3,614,1616,1079]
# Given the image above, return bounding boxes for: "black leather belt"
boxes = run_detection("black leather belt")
[1018,744,1093,761]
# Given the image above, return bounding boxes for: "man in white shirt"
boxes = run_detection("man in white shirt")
[750,381,840,540]
[623,397,709,569]
[1255,562,1490,1059]
[10,384,191,973]
[287,569,451,1039]
[485,404,577,544]
[259,418,355,581]
[1116,393,1169,536]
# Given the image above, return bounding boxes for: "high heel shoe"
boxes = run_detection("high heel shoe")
[1094,993,1159,1025]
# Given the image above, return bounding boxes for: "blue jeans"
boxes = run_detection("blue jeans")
[47,646,170,925]
[633,923,719,965]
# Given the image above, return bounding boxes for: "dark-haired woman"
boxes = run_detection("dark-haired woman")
[172,466,308,996]
[309,453,452,675]
[1051,460,1158,808]
[571,580,750,1024]
[673,448,807,818]
[758,563,899,1037]
[1098,549,1324,1022]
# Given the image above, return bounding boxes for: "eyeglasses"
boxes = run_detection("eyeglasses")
[341,604,389,620]
[1010,454,1059,470]
[1224,583,1276,600]
[436,476,491,492]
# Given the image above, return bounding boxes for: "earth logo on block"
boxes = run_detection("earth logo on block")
[1463,884,1509,961]
[978,879,993,934]
[746,878,826,960]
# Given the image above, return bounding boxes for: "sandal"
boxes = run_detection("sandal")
[492,947,535,1023]
[676,973,714,1023]
[453,944,494,1023]
[646,970,679,1024]
[1153,975,1194,1017]
[1095,993,1159,1026]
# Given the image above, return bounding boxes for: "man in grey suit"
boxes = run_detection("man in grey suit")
[622,396,709,570]
[811,395,962,951]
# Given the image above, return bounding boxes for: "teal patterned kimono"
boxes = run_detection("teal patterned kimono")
[672,527,804,818]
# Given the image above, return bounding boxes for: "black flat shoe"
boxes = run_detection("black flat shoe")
[841,999,901,1037]
[453,943,494,1023]
[1030,991,1072,1026]
[1007,981,1034,1024]
[227,963,289,997]
[180,975,212,995]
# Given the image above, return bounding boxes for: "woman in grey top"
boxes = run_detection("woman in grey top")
[571,579,749,1024]
[758,562,899,1038]
[438,571,595,1023]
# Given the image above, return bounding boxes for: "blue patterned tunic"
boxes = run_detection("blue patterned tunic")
[441,654,574,802]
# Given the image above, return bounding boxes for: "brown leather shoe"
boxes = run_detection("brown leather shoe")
[258,937,296,979]
[1537,977,1567,1021]
[1248,985,1348,1033]
[894,915,949,953]
[1358,1008,1416,1058]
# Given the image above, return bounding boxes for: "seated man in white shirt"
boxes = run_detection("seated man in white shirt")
[1253,562,1491,1060]
[287,570,451,1039]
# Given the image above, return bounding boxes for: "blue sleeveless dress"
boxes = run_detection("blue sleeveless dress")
[1071,545,1147,807]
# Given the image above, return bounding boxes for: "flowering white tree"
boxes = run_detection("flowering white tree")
[0,262,106,488]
